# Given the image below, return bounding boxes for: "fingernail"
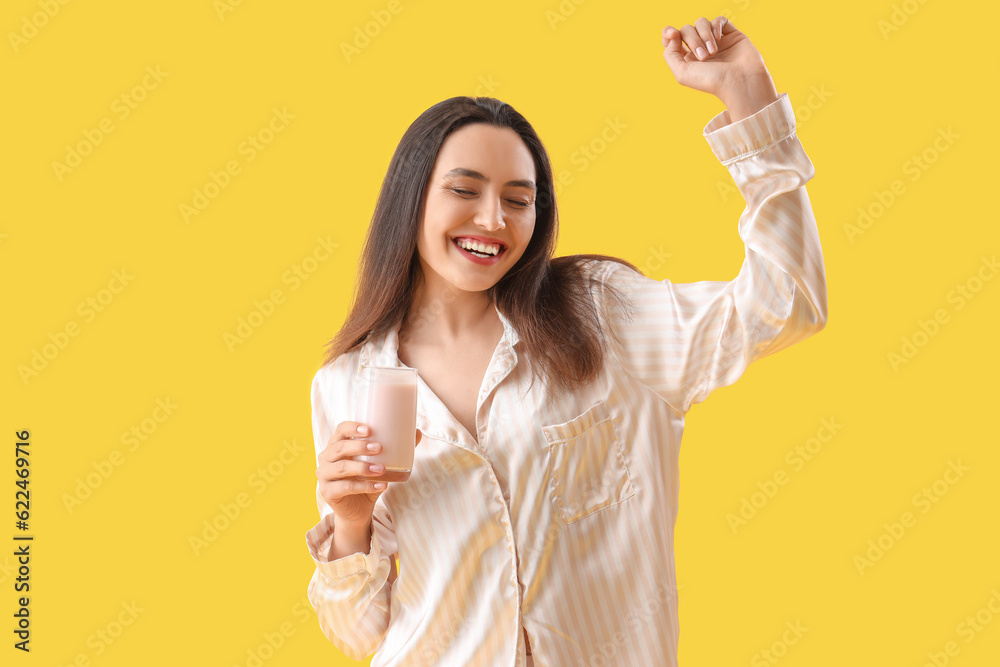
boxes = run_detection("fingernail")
[358,425,369,435]
[367,442,380,452]
[369,464,384,473]
[696,47,707,60]
[707,41,716,55]
[374,482,387,489]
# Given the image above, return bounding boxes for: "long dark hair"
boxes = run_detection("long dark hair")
[322,96,639,394]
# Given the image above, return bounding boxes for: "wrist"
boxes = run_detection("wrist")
[329,514,373,560]
[334,512,373,533]
[721,73,779,123]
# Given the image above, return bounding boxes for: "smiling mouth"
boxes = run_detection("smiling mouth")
[452,237,506,258]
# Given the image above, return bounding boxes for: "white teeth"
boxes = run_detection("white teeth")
[457,239,500,256]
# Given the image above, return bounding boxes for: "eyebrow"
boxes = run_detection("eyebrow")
[443,167,536,192]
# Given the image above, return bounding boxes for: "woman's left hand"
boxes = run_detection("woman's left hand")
[661,17,779,122]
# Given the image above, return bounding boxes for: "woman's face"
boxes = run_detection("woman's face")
[415,123,537,295]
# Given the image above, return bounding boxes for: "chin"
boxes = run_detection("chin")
[451,276,499,293]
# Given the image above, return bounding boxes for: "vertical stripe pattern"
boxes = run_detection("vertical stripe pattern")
[304,92,827,666]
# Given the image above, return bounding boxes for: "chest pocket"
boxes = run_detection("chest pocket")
[542,400,636,524]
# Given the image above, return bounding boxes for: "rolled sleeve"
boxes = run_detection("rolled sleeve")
[703,93,798,165]
[305,366,395,661]
[306,511,385,578]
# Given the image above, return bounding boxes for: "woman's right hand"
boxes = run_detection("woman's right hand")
[317,421,422,527]
[661,17,778,122]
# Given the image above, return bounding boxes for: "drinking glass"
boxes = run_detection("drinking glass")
[353,366,417,482]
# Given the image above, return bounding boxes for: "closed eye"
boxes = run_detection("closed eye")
[448,187,531,208]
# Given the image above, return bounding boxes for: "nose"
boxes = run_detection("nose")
[473,194,506,231]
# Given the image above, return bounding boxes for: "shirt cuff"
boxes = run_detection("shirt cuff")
[702,92,796,166]
[305,512,383,581]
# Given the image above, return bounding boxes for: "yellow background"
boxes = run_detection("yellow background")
[2,0,998,665]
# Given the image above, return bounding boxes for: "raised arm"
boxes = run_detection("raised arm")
[594,17,827,414]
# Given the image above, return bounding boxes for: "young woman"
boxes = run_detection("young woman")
[305,16,827,667]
